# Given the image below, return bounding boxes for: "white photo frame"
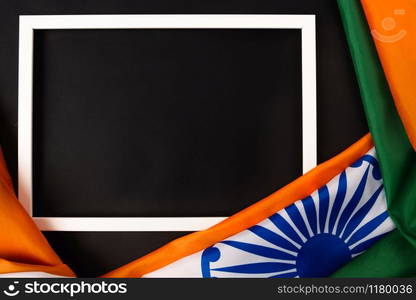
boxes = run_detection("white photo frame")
[18,14,316,231]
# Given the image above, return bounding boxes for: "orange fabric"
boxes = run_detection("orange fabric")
[0,259,72,277]
[362,0,416,150]
[103,134,373,278]
[0,148,75,277]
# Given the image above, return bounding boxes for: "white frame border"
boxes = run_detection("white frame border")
[18,14,316,231]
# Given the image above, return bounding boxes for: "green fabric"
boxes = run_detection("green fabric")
[334,231,416,277]
[332,0,416,277]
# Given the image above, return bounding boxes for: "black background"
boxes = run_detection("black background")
[32,28,302,217]
[0,0,368,277]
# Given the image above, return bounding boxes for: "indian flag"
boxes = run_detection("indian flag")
[104,135,396,277]
[0,0,415,278]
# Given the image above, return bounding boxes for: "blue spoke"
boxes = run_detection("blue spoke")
[302,196,317,234]
[347,212,389,246]
[249,225,299,252]
[328,171,347,233]
[269,213,304,245]
[221,240,296,260]
[350,233,388,255]
[336,167,370,236]
[286,203,310,239]
[318,185,330,233]
[342,185,383,240]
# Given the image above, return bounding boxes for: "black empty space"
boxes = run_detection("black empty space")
[42,231,188,277]
[32,29,302,217]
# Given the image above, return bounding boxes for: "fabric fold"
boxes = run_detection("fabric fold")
[333,0,416,277]
[103,134,390,278]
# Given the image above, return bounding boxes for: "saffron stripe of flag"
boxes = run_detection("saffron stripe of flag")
[361,0,416,151]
